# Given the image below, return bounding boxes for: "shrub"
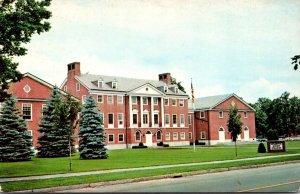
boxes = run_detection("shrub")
[258,143,266,153]
[163,144,169,147]
[132,145,148,149]
[138,142,144,147]
[195,140,205,145]
[157,142,164,146]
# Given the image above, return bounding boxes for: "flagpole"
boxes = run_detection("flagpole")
[191,78,196,152]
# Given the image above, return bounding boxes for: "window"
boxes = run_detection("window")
[97,95,103,103]
[189,132,192,140]
[76,82,80,91]
[157,131,162,141]
[244,111,248,118]
[180,132,185,140]
[41,104,47,116]
[200,111,205,118]
[118,134,124,142]
[154,113,159,125]
[82,95,87,104]
[173,132,178,140]
[153,97,158,105]
[22,103,32,120]
[132,96,137,104]
[164,86,168,93]
[172,114,177,125]
[179,99,184,107]
[201,131,206,139]
[98,80,103,88]
[143,113,148,125]
[26,130,33,141]
[117,96,123,104]
[63,85,67,92]
[172,99,177,106]
[143,97,148,105]
[112,82,117,89]
[132,113,138,125]
[165,114,170,125]
[118,113,123,127]
[180,114,185,127]
[164,98,169,106]
[108,95,113,104]
[175,87,178,93]
[166,132,170,140]
[135,131,141,141]
[100,113,104,125]
[108,134,114,142]
[108,113,114,127]
[219,111,223,118]
[188,115,192,125]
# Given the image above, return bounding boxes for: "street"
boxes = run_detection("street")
[60,163,300,192]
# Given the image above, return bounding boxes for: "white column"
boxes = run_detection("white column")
[151,97,154,127]
[161,97,164,127]
[140,96,143,128]
[129,95,132,127]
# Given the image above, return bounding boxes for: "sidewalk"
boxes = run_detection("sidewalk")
[1,153,300,183]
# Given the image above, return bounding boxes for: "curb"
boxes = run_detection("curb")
[12,160,300,193]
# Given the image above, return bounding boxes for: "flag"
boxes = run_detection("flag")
[191,79,195,103]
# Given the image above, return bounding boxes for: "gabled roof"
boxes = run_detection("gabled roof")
[74,73,188,96]
[188,93,255,111]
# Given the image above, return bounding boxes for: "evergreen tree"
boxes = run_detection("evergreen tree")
[0,96,33,162]
[79,96,108,159]
[37,86,69,157]
[227,106,243,157]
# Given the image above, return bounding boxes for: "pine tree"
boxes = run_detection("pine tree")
[37,86,70,157]
[79,96,108,159]
[0,96,33,162]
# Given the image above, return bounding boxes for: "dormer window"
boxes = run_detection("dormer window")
[174,87,178,93]
[97,80,103,88]
[164,86,168,93]
[112,81,117,89]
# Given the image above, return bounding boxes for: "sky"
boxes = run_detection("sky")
[16,0,300,103]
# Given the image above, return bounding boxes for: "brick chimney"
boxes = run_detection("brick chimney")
[67,62,81,78]
[159,73,172,85]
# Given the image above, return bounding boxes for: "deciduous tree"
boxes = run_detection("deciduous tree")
[227,106,243,157]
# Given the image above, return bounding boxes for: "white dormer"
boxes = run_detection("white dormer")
[112,79,118,89]
[174,86,178,93]
[164,85,168,93]
[97,78,104,88]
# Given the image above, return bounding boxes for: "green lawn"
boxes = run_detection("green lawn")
[1,141,300,178]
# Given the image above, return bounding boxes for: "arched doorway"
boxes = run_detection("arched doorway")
[244,127,249,141]
[219,127,225,142]
[145,131,153,147]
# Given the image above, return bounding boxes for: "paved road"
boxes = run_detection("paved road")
[60,163,300,192]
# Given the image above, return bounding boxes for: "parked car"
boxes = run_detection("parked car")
[256,136,267,142]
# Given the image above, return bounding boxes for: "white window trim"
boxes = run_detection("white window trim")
[118,113,124,128]
[63,85,67,92]
[143,97,148,105]
[165,114,170,127]
[82,95,87,104]
[135,131,141,142]
[173,132,178,140]
[179,99,184,107]
[201,131,206,139]
[175,87,178,93]
[97,95,104,103]
[76,82,80,91]
[108,134,114,143]
[108,95,114,104]
[132,96,137,104]
[188,115,192,125]
[156,131,162,141]
[117,95,123,104]
[172,114,177,127]
[132,111,138,127]
[164,86,168,93]
[98,80,103,88]
[108,113,114,128]
[172,99,177,106]
[118,133,124,143]
[41,104,47,116]
[244,111,248,118]
[153,112,159,126]
[164,98,169,106]
[180,132,185,140]
[112,82,118,89]
[27,130,33,141]
[200,111,205,118]
[166,132,171,141]
[153,97,158,105]
[142,112,149,127]
[219,111,223,118]
[189,132,193,140]
[22,103,32,121]
[180,114,185,127]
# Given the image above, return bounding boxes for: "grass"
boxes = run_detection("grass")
[1,141,300,192]
[1,155,300,192]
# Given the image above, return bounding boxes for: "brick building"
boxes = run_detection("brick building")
[4,73,69,147]
[188,94,256,145]
[61,62,190,149]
